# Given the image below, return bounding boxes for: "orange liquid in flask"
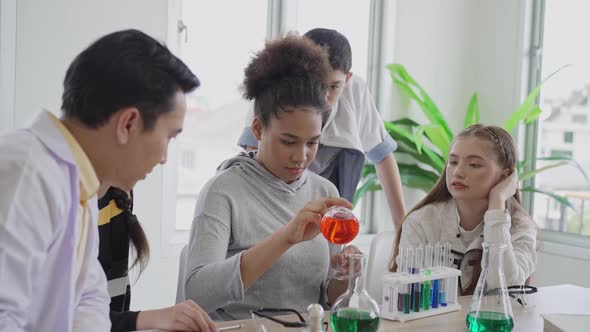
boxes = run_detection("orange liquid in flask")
[321,216,359,244]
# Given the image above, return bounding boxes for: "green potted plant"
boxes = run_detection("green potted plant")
[354,64,587,209]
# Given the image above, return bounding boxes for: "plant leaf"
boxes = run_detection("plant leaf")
[392,77,427,110]
[524,106,542,124]
[414,126,425,155]
[362,164,376,177]
[394,145,443,174]
[395,119,449,158]
[387,63,454,141]
[397,163,440,192]
[537,156,590,183]
[464,93,480,128]
[385,121,446,172]
[422,124,451,159]
[391,118,421,127]
[504,65,569,132]
[353,173,380,208]
[520,186,575,210]
[519,161,569,182]
[517,160,528,174]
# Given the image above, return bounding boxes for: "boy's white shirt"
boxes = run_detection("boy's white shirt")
[320,75,390,153]
[398,199,537,286]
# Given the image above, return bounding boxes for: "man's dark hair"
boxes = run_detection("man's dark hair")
[242,34,331,127]
[304,28,352,73]
[61,29,200,129]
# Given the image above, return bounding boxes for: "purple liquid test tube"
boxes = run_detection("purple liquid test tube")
[396,247,407,312]
[404,247,414,314]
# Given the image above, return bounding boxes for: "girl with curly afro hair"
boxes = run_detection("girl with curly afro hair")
[183,34,360,320]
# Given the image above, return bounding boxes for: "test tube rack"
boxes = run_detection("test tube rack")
[381,266,461,322]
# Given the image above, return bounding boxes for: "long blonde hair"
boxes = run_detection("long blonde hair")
[389,124,527,272]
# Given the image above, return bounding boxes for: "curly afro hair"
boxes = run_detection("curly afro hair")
[242,34,331,126]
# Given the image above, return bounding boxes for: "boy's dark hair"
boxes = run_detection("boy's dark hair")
[304,28,352,73]
[243,34,331,127]
[61,29,200,130]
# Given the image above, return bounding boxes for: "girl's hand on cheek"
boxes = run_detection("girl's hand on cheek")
[489,170,518,210]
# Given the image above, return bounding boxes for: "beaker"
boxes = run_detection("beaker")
[466,243,514,332]
[331,253,380,332]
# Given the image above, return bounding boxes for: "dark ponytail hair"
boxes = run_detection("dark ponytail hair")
[109,188,150,274]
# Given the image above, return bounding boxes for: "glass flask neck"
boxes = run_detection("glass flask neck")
[346,254,367,293]
[481,243,507,272]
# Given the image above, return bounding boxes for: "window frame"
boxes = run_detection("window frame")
[161,0,281,255]
[523,0,590,248]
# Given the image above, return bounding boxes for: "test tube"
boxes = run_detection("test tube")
[396,247,406,312]
[403,247,414,314]
[413,246,423,312]
[421,244,433,310]
[432,242,441,308]
[439,242,450,307]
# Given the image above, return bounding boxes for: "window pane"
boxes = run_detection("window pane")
[288,0,370,80]
[534,0,590,237]
[175,0,268,230]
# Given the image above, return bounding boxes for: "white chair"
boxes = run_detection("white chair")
[176,244,188,303]
[366,230,395,302]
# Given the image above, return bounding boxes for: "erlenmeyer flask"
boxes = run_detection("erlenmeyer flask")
[331,253,380,332]
[466,243,514,332]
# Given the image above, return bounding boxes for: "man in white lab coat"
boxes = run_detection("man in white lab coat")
[0,29,200,332]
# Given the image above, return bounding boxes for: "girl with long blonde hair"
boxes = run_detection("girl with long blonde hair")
[390,124,537,294]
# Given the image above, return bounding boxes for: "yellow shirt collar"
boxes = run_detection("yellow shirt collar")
[48,112,99,201]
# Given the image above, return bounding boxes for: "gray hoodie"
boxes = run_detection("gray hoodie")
[184,153,340,319]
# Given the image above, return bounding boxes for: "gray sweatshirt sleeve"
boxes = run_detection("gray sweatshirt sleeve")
[184,194,245,313]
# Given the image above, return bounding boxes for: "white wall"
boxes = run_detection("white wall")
[12,0,169,126]
[388,0,528,131]
[8,0,178,310]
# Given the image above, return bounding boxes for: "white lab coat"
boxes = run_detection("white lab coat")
[0,111,110,332]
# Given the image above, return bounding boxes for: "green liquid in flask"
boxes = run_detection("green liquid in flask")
[331,309,380,332]
[466,311,514,332]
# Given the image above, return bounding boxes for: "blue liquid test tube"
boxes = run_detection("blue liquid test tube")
[422,244,433,310]
[432,242,441,308]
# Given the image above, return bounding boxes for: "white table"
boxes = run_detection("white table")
[137,284,590,331]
